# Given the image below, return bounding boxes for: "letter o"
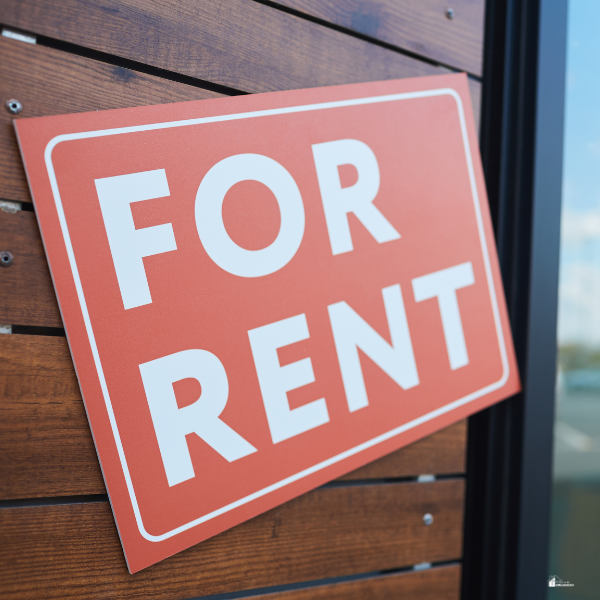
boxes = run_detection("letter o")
[195,154,305,277]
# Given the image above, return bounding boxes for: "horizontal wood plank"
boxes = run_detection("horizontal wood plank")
[251,564,462,599]
[0,0,453,93]
[0,333,466,500]
[0,334,103,498]
[271,0,485,75]
[0,480,464,599]
[0,27,481,205]
[341,419,466,480]
[0,210,62,328]
[0,36,222,205]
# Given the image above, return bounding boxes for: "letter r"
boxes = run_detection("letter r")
[312,139,400,255]
[139,349,257,487]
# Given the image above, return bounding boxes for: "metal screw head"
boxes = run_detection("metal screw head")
[423,513,434,526]
[0,251,14,267]
[446,7,455,19]
[5,99,22,115]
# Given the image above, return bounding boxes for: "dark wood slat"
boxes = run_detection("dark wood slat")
[0,30,481,206]
[0,333,466,499]
[0,1,480,127]
[0,7,480,201]
[0,210,62,328]
[271,0,485,75]
[341,419,466,480]
[251,564,462,599]
[0,334,104,499]
[0,480,464,599]
[0,36,222,205]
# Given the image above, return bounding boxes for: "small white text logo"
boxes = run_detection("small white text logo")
[549,575,574,587]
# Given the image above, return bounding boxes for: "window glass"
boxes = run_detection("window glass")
[550,1,600,597]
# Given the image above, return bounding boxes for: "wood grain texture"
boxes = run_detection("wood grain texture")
[0,210,62,327]
[272,0,485,75]
[0,334,104,499]
[0,480,464,599]
[0,333,466,500]
[0,28,480,205]
[251,564,462,599]
[0,36,221,205]
[341,419,466,480]
[0,0,451,92]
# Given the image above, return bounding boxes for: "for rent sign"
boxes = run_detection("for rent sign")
[15,73,520,572]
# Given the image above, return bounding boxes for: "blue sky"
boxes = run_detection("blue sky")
[557,0,600,345]
[562,0,600,212]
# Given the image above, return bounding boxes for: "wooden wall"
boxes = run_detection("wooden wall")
[0,2,485,598]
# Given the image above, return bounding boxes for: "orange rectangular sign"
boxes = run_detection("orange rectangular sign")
[15,73,520,572]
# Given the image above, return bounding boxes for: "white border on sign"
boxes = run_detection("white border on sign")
[44,88,509,543]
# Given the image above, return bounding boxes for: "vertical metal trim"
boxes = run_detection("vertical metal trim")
[516,0,567,597]
[462,1,567,598]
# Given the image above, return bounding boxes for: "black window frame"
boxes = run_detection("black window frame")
[461,1,568,598]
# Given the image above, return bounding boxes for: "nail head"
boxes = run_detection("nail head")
[0,251,14,267]
[5,99,22,115]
